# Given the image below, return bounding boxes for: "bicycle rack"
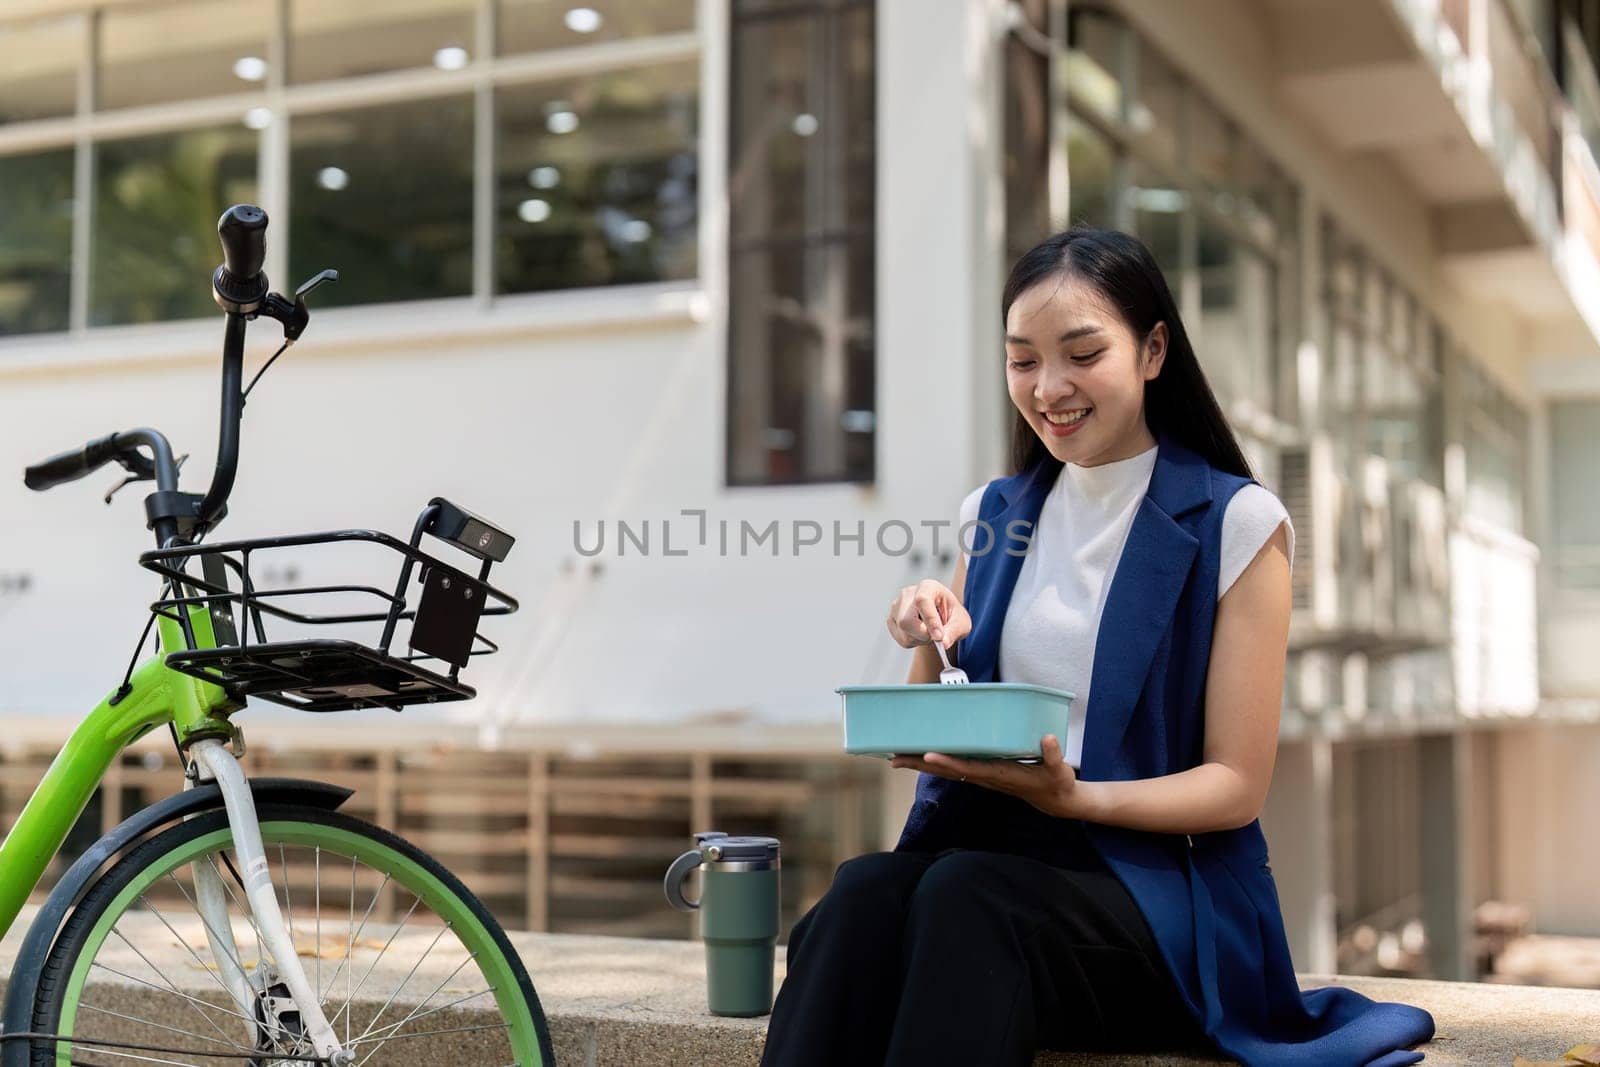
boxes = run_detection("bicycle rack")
[140,498,517,713]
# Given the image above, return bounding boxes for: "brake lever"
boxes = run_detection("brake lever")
[256,268,339,344]
[104,452,186,504]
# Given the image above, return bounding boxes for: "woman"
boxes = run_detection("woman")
[761,229,1435,1066]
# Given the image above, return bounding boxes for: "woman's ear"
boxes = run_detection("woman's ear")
[1143,322,1168,380]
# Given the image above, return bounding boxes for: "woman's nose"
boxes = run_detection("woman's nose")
[1035,367,1079,404]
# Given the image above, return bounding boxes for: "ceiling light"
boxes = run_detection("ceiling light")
[233,56,267,82]
[546,110,579,134]
[243,107,273,130]
[791,113,819,137]
[432,46,469,71]
[518,198,552,223]
[317,166,350,191]
[620,219,652,243]
[528,166,560,189]
[565,7,603,33]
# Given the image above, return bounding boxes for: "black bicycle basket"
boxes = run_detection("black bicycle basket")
[139,498,517,712]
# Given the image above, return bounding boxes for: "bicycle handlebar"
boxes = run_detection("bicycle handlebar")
[25,428,180,491]
[23,433,122,491]
[24,204,328,547]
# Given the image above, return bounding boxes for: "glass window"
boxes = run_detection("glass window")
[1064,7,1125,128]
[1190,94,1236,197]
[1550,397,1600,588]
[289,0,476,84]
[728,5,873,243]
[1064,113,1115,230]
[1004,5,1051,259]
[728,0,875,485]
[498,0,694,54]
[1131,41,1181,172]
[0,149,74,335]
[289,96,474,308]
[728,242,874,484]
[99,0,269,111]
[91,125,259,326]
[1127,161,1183,278]
[0,15,80,123]
[496,62,698,294]
[1459,358,1528,533]
[1197,217,1276,415]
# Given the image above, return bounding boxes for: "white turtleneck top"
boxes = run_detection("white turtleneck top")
[956,443,1293,767]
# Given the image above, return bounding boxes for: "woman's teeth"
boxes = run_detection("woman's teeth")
[1043,409,1090,425]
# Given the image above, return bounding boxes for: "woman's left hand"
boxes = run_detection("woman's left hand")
[890,734,1091,820]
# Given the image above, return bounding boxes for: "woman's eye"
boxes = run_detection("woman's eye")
[1071,350,1105,364]
[1006,359,1036,370]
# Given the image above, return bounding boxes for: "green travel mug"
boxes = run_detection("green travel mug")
[664,831,781,1017]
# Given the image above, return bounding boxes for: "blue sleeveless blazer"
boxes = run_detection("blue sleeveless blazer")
[894,431,1435,1067]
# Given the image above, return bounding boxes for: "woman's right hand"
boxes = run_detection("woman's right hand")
[887,579,973,649]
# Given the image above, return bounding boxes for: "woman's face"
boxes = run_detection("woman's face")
[1004,273,1166,467]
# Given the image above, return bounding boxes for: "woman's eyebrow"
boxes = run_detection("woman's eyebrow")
[1004,325,1104,346]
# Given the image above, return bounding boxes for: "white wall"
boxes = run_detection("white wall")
[0,0,1018,737]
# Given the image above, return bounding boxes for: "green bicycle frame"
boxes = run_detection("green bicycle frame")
[0,604,240,941]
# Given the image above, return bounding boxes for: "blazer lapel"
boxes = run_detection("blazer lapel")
[1078,434,1212,778]
[956,460,1057,684]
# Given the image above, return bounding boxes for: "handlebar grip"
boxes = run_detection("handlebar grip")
[24,433,121,491]
[212,204,269,313]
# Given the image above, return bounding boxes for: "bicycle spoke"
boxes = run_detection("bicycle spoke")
[103,927,242,1048]
[77,1002,257,1054]
[349,984,495,1044]
[346,921,451,1049]
[324,891,423,1032]
[56,1047,198,1067]
[87,961,264,1036]
[347,1020,511,1046]
[315,868,389,1009]
[140,886,249,1005]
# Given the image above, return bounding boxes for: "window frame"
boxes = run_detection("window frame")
[0,0,704,339]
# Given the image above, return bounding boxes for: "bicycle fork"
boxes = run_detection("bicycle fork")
[188,739,353,1065]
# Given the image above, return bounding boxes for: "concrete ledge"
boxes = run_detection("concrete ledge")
[5,909,1599,1065]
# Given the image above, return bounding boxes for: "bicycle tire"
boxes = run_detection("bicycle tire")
[30,804,557,1066]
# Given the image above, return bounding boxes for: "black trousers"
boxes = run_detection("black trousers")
[760,819,1210,1067]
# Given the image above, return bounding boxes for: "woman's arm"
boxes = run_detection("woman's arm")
[892,522,1291,835]
[1075,521,1290,832]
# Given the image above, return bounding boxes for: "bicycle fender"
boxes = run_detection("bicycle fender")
[0,777,351,1060]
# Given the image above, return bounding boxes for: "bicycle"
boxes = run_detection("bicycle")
[0,205,557,1066]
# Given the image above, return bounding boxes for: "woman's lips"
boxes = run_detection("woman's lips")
[1041,409,1090,437]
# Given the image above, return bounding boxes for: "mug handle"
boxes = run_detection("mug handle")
[664,848,704,912]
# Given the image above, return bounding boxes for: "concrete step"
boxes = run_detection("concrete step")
[5,906,1599,1064]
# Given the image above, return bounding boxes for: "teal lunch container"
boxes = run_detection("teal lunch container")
[664,831,781,1017]
[837,682,1075,759]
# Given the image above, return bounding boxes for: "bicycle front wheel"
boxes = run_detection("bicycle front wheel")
[30,805,555,1066]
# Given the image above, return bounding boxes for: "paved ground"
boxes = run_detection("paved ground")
[4,905,1599,1064]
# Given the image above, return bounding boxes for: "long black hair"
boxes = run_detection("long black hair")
[1003,227,1254,480]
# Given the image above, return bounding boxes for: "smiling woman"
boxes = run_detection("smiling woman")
[761,228,1433,1067]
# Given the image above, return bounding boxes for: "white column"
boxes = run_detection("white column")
[877,0,1011,509]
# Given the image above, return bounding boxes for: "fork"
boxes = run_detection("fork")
[933,637,969,685]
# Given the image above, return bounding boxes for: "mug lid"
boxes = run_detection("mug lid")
[695,832,779,862]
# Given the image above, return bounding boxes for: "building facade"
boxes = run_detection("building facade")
[2,0,1599,976]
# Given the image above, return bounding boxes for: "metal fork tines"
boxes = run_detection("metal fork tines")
[933,640,969,685]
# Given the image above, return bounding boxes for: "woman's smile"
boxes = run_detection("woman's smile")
[1041,407,1092,436]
